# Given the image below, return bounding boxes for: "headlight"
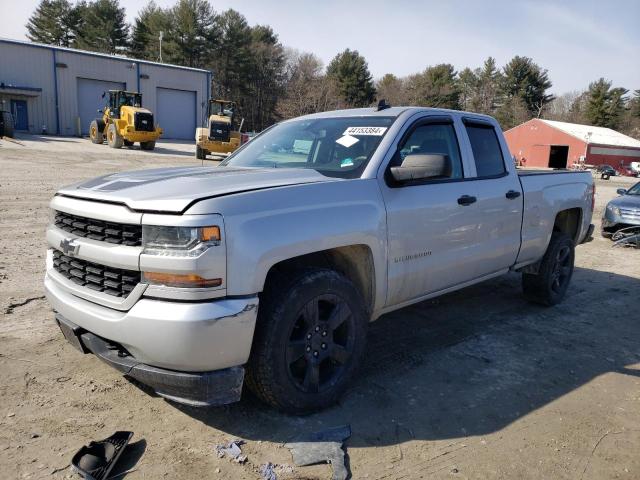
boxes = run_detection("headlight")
[608,205,621,216]
[142,225,221,257]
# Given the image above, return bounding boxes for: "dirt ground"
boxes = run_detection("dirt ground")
[1,134,640,480]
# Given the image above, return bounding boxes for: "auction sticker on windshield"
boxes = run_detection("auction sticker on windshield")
[344,126,387,136]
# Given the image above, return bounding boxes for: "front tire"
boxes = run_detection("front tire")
[522,232,575,306]
[89,119,104,144]
[246,268,368,414]
[107,124,123,149]
[140,141,155,151]
[196,145,207,160]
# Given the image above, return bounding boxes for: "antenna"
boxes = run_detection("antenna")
[376,99,391,111]
[158,31,163,62]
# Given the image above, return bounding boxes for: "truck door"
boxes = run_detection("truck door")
[459,118,522,278]
[381,115,481,307]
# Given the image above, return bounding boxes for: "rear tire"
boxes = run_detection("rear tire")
[89,120,104,144]
[196,145,207,160]
[246,268,368,414]
[140,141,155,151]
[522,232,575,306]
[107,124,123,149]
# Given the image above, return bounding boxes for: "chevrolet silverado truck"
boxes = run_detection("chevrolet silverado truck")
[45,106,595,413]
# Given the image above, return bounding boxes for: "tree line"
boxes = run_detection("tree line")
[26,0,640,136]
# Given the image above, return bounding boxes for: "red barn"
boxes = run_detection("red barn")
[504,119,640,173]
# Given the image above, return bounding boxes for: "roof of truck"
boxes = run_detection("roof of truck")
[296,106,495,121]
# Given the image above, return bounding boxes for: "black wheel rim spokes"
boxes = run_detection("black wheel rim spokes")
[286,294,355,393]
[551,245,572,293]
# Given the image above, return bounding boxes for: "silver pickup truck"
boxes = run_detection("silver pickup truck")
[45,106,595,413]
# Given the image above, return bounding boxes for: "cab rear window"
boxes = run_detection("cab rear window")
[465,124,506,177]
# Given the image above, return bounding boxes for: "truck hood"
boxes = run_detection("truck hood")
[57,166,338,213]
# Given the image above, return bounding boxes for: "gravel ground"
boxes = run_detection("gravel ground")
[1,134,639,480]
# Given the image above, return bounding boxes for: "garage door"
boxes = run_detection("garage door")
[77,78,126,135]
[156,88,196,139]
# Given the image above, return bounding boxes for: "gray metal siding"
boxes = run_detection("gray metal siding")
[0,39,209,138]
[0,42,56,133]
[55,50,136,136]
[156,88,196,139]
[77,79,127,135]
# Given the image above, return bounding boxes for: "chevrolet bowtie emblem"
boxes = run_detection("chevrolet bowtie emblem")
[60,238,79,256]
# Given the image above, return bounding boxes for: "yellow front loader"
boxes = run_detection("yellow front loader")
[89,90,162,151]
[195,99,246,160]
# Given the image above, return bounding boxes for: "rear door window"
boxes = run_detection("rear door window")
[465,124,506,177]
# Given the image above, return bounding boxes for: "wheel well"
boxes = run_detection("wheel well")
[263,245,375,314]
[553,208,582,244]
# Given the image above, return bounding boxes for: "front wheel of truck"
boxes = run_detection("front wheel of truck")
[246,268,368,414]
[522,232,575,306]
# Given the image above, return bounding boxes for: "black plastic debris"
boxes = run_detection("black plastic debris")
[285,425,351,480]
[71,431,133,480]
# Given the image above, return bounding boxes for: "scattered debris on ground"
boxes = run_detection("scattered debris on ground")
[3,295,45,314]
[285,425,351,480]
[70,431,133,480]
[215,439,247,464]
[260,462,277,480]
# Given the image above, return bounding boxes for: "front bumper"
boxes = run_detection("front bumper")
[45,272,258,372]
[601,209,640,234]
[124,127,162,142]
[55,314,244,406]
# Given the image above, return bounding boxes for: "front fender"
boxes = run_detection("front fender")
[186,179,388,312]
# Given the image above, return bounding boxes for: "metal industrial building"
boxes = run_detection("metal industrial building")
[0,38,211,139]
[505,118,640,171]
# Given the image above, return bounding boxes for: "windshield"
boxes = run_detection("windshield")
[120,93,141,107]
[219,117,394,178]
[626,182,640,195]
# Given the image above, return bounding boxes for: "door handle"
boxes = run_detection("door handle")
[457,195,477,206]
[505,190,521,199]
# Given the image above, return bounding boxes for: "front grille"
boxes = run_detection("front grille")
[52,249,140,297]
[209,121,231,142]
[620,208,640,221]
[134,112,154,132]
[54,211,142,246]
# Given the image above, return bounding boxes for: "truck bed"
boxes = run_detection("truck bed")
[517,168,589,176]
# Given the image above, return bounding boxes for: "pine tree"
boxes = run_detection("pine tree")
[26,0,76,46]
[404,64,460,109]
[168,0,216,68]
[326,49,376,107]
[475,57,502,114]
[457,68,478,111]
[210,10,253,100]
[129,2,172,61]
[585,78,629,129]
[501,56,553,117]
[75,0,129,54]
[375,73,406,106]
[244,25,286,130]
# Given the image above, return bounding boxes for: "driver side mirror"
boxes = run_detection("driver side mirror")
[390,154,452,183]
[617,188,627,195]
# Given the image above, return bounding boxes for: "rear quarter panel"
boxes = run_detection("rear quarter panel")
[517,171,593,265]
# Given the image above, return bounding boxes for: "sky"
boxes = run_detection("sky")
[2,0,639,94]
